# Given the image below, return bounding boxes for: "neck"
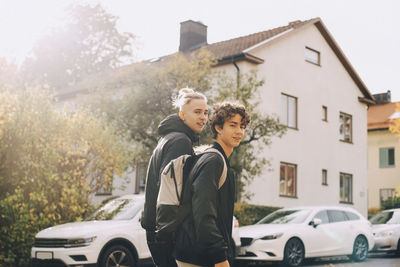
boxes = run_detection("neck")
[216,140,233,158]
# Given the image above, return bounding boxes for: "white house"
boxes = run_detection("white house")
[174,18,374,216]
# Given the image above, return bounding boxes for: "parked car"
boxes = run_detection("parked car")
[31,194,241,267]
[236,206,374,267]
[369,208,400,253]
[31,194,151,267]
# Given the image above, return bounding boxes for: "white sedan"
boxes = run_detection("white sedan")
[236,206,374,266]
[369,208,400,253]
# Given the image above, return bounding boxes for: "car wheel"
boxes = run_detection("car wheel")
[351,235,368,262]
[396,239,400,255]
[282,238,304,267]
[100,244,136,267]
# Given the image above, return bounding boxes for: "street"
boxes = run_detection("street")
[234,253,400,267]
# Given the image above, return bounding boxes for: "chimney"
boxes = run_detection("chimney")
[373,90,391,104]
[179,20,207,53]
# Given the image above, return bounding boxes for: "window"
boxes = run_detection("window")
[95,171,112,196]
[345,211,360,221]
[322,169,328,185]
[281,93,297,129]
[340,173,353,203]
[322,106,328,121]
[314,210,329,224]
[380,188,396,205]
[339,112,352,142]
[380,148,395,167]
[305,47,320,65]
[280,162,297,197]
[135,163,147,194]
[328,210,348,223]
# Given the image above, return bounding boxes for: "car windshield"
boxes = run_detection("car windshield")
[257,209,311,224]
[84,198,143,221]
[370,211,400,225]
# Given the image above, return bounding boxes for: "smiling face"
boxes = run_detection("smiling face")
[179,98,208,133]
[215,113,245,154]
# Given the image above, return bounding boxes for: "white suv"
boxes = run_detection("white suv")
[31,195,151,267]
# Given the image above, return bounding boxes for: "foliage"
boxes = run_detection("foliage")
[367,207,380,219]
[22,4,135,91]
[88,48,217,159]
[234,202,281,226]
[389,103,400,135]
[0,58,20,91]
[381,197,400,211]
[0,89,131,267]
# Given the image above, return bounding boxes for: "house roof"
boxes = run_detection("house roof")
[368,102,400,131]
[182,17,374,103]
[203,19,312,63]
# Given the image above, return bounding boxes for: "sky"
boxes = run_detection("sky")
[0,0,399,101]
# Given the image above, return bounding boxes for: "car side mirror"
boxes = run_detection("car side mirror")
[309,218,322,228]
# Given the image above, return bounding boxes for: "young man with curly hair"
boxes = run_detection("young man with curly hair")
[174,102,250,267]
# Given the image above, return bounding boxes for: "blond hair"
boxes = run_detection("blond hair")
[172,88,207,110]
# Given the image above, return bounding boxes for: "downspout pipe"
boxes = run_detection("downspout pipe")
[232,57,240,98]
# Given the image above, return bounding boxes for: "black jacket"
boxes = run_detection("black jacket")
[174,142,235,266]
[141,114,199,232]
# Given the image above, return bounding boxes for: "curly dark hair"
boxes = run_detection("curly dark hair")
[209,102,251,138]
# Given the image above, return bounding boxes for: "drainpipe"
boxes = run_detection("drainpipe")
[232,57,240,98]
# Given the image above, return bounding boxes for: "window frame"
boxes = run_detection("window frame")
[339,172,353,204]
[305,46,321,66]
[279,162,297,198]
[281,93,298,129]
[322,106,328,122]
[380,188,396,205]
[322,169,328,186]
[339,112,353,143]
[379,147,395,168]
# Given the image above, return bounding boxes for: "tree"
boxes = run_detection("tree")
[88,49,286,200]
[22,4,135,91]
[0,57,20,91]
[0,88,132,267]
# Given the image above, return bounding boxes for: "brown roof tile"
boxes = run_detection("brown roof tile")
[202,19,315,60]
[368,102,400,130]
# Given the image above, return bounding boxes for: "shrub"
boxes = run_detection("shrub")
[381,197,400,211]
[234,202,281,226]
[0,89,131,267]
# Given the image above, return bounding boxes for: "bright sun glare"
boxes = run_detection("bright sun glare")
[0,1,71,64]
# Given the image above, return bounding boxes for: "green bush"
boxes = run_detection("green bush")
[0,89,131,267]
[381,197,400,210]
[234,202,281,226]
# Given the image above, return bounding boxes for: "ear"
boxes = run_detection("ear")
[215,124,222,134]
[178,110,184,121]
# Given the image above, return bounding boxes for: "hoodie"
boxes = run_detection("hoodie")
[141,114,199,232]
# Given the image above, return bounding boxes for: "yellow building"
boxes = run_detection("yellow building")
[368,96,400,209]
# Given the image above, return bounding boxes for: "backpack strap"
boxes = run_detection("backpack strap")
[203,148,227,189]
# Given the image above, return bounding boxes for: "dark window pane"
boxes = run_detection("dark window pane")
[389,148,395,166]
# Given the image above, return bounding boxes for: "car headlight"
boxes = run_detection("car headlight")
[260,233,283,240]
[376,231,394,238]
[65,236,97,248]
